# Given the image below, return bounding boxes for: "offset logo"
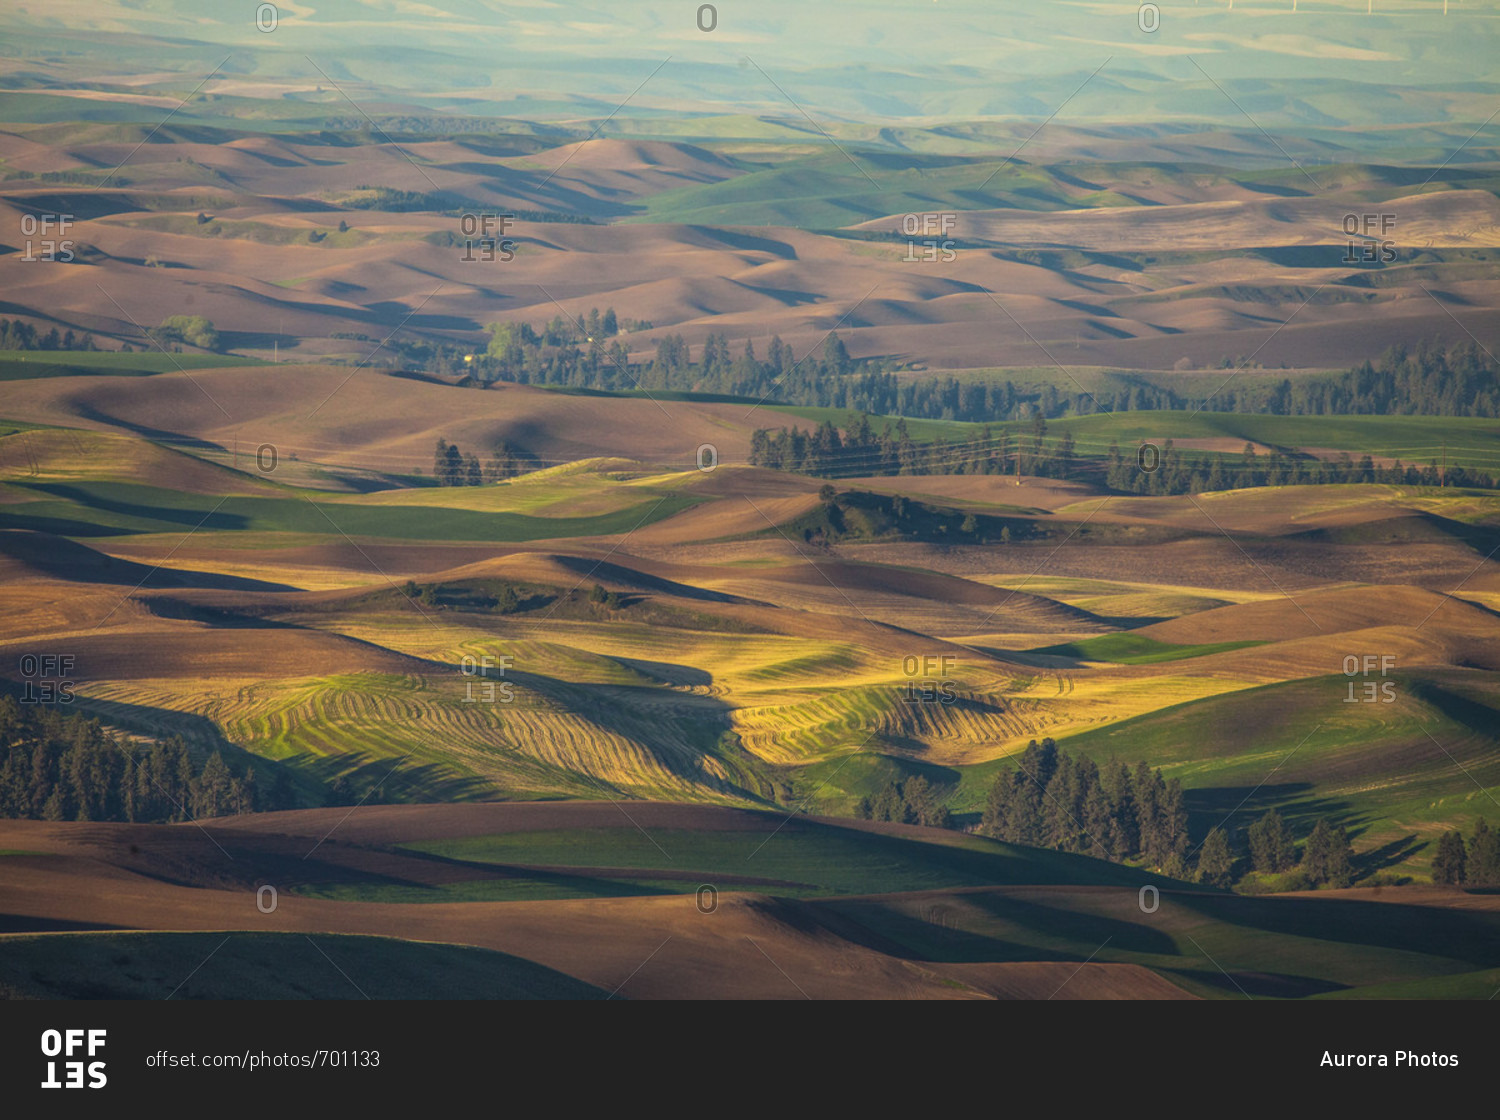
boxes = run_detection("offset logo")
[40,1029,107,1089]
[459,213,516,263]
[1343,654,1397,704]
[460,653,515,703]
[1342,213,1397,265]
[20,213,75,262]
[18,654,76,704]
[900,654,958,704]
[901,212,957,263]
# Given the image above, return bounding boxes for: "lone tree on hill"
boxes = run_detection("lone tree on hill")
[157,314,219,351]
[588,583,622,609]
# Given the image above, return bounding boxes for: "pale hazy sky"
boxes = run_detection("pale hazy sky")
[7,1,1499,124]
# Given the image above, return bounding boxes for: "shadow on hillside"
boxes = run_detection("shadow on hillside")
[22,481,247,532]
[1166,966,1346,999]
[610,657,713,688]
[817,889,1179,965]
[62,692,256,759]
[684,226,799,259]
[69,401,226,453]
[137,596,303,623]
[1355,834,1426,878]
[0,915,126,934]
[284,749,490,806]
[1182,783,1354,839]
[1170,892,1500,968]
[548,555,745,604]
[880,695,1012,755]
[217,330,297,352]
[495,664,767,803]
[0,530,296,592]
[61,694,482,807]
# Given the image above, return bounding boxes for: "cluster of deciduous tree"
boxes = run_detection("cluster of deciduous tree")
[980,739,1192,875]
[587,582,624,610]
[151,315,220,352]
[0,697,291,822]
[0,319,97,352]
[431,439,535,485]
[855,775,952,829]
[1431,819,1500,886]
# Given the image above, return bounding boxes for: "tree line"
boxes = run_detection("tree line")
[975,739,1362,889]
[749,416,1079,478]
[465,314,1500,424]
[1102,441,1494,494]
[0,318,99,352]
[747,418,1497,491]
[1,315,222,355]
[0,697,294,823]
[8,303,1499,425]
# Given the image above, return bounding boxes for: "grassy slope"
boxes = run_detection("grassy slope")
[628,153,1104,227]
[1052,412,1500,472]
[964,672,1500,875]
[396,819,1177,899]
[0,479,701,540]
[1031,633,1266,664]
[298,814,1500,999]
[9,816,1496,998]
[822,881,1500,999]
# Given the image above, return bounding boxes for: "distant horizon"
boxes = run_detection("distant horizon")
[5,1,1500,128]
